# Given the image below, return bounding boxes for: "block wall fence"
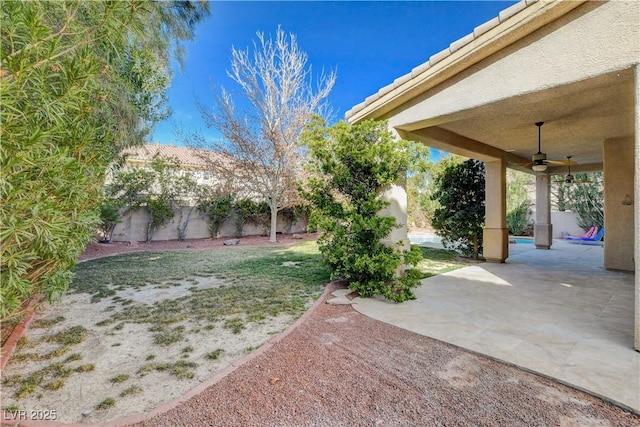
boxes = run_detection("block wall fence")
[109,207,309,242]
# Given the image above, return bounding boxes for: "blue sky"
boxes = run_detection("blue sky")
[152,0,518,152]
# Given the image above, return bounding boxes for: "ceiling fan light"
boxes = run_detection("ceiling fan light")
[532,163,548,172]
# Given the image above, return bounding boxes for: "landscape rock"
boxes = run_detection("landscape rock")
[326,297,354,305]
[281,261,302,267]
[223,239,240,246]
[326,288,356,305]
[331,288,355,298]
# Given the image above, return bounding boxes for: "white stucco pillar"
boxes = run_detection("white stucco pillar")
[534,174,553,249]
[379,176,410,251]
[633,65,639,351]
[381,127,410,253]
[483,159,508,263]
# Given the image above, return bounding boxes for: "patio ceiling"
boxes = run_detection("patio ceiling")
[396,67,635,175]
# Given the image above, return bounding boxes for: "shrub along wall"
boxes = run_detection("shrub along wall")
[109,207,308,242]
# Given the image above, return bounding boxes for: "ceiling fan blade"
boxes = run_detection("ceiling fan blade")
[513,160,534,166]
[546,159,577,166]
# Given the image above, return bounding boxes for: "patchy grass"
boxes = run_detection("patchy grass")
[96,398,116,410]
[31,316,65,329]
[70,241,329,303]
[223,317,245,334]
[3,325,94,399]
[45,326,87,346]
[110,374,130,384]
[136,360,197,380]
[16,336,31,350]
[416,246,470,278]
[9,326,88,364]
[152,325,186,346]
[3,403,20,413]
[44,378,65,391]
[206,349,224,360]
[120,385,142,397]
[64,353,82,363]
[69,241,330,350]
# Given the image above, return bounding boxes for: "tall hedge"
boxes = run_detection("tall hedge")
[301,118,423,302]
[0,1,209,320]
[431,159,485,259]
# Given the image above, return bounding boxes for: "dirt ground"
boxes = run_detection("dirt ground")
[1,234,318,424]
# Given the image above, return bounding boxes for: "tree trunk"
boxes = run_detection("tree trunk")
[473,233,479,260]
[146,221,153,243]
[269,202,278,243]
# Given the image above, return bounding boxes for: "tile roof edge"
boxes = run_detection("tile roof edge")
[345,0,531,119]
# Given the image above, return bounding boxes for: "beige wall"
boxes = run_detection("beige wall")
[110,207,308,242]
[603,137,635,271]
[550,211,584,238]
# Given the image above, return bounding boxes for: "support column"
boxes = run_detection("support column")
[379,175,409,250]
[633,65,639,351]
[383,127,410,253]
[483,159,508,263]
[534,174,553,249]
[603,137,634,271]
[379,176,409,277]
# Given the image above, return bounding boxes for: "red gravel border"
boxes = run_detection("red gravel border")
[0,297,41,373]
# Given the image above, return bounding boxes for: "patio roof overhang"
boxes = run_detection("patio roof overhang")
[346,0,637,176]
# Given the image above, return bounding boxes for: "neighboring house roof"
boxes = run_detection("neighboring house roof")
[124,143,209,169]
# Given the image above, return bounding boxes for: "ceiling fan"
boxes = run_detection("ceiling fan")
[525,122,576,172]
[553,156,591,184]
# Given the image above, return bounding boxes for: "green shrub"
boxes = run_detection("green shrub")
[281,204,310,234]
[431,159,485,259]
[98,203,122,242]
[301,118,422,302]
[507,200,533,236]
[233,199,270,237]
[0,0,209,321]
[197,194,234,238]
[565,172,604,230]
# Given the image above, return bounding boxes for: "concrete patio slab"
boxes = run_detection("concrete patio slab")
[353,239,639,413]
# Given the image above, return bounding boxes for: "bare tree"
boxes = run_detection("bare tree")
[186,27,336,242]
